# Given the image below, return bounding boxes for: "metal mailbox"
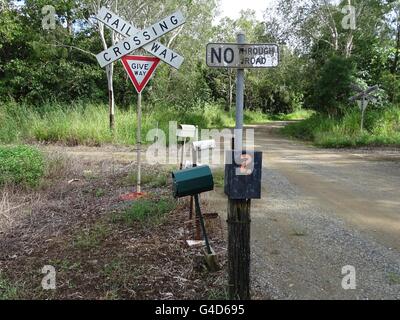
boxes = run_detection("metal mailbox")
[224,150,262,200]
[172,165,214,198]
[177,124,197,139]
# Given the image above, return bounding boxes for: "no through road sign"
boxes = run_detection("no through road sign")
[206,43,279,68]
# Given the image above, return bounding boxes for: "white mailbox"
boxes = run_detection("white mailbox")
[177,124,197,139]
[192,140,216,151]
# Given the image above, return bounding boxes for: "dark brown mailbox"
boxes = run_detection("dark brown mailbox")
[224,150,262,200]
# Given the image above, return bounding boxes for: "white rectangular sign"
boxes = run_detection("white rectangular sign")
[96,11,186,68]
[206,43,279,68]
[96,7,184,69]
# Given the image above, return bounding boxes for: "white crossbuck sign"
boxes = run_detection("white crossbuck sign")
[95,7,185,68]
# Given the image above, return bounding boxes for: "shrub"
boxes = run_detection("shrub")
[0,145,44,187]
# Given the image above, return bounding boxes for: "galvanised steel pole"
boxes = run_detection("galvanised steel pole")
[235,32,245,151]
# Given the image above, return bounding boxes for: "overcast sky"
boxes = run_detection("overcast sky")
[217,0,276,22]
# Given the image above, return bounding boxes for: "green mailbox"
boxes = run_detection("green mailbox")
[172,165,214,198]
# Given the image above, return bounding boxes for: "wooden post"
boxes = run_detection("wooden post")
[227,32,251,300]
[137,92,142,193]
[228,199,251,299]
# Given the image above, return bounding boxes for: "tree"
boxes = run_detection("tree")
[310,55,356,115]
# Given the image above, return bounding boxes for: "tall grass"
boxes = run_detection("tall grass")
[0,101,269,146]
[282,106,400,148]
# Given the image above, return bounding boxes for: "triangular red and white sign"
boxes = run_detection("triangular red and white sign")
[121,55,160,93]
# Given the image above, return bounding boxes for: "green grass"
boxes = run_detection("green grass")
[112,197,176,226]
[282,106,400,148]
[0,272,19,300]
[207,287,229,300]
[273,109,315,121]
[124,169,169,188]
[95,188,106,198]
[0,101,270,146]
[0,145,45,187]
[74,223,111,250]
[212,168,225,188]
[244,109,270,124]
[291,229,307,237]
[387,272,400,285]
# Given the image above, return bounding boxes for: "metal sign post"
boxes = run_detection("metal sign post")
[137,91,142,194]
[235,33,245,151]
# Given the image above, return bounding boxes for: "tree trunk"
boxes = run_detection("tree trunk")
[228,199,251,300]
[96,2,116,132]
[108,16,117,132]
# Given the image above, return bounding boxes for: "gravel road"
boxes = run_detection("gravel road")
[211,122,400,300]
[40,123,400,300]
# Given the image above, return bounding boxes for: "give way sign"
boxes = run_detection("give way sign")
[121,55,160,93]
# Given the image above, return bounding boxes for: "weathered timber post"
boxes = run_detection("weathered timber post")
[228,198,251,299]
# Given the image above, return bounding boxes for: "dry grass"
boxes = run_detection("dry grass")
[0,145,227,300]
[0,189,13,232]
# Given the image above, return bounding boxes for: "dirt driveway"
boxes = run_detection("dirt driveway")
[210,122,400,299]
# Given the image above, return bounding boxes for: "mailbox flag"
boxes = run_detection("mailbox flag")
[121,55,160,93]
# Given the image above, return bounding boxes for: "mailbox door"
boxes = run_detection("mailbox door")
[224,151,262,200]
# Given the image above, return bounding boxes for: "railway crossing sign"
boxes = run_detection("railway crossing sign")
[96,7,184,69]
[95,8,185,68]
[349,84,379,131]
[121,56,160,93]
[349,84,379,109]
[95,6,185,197]
[206,43,279,68]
